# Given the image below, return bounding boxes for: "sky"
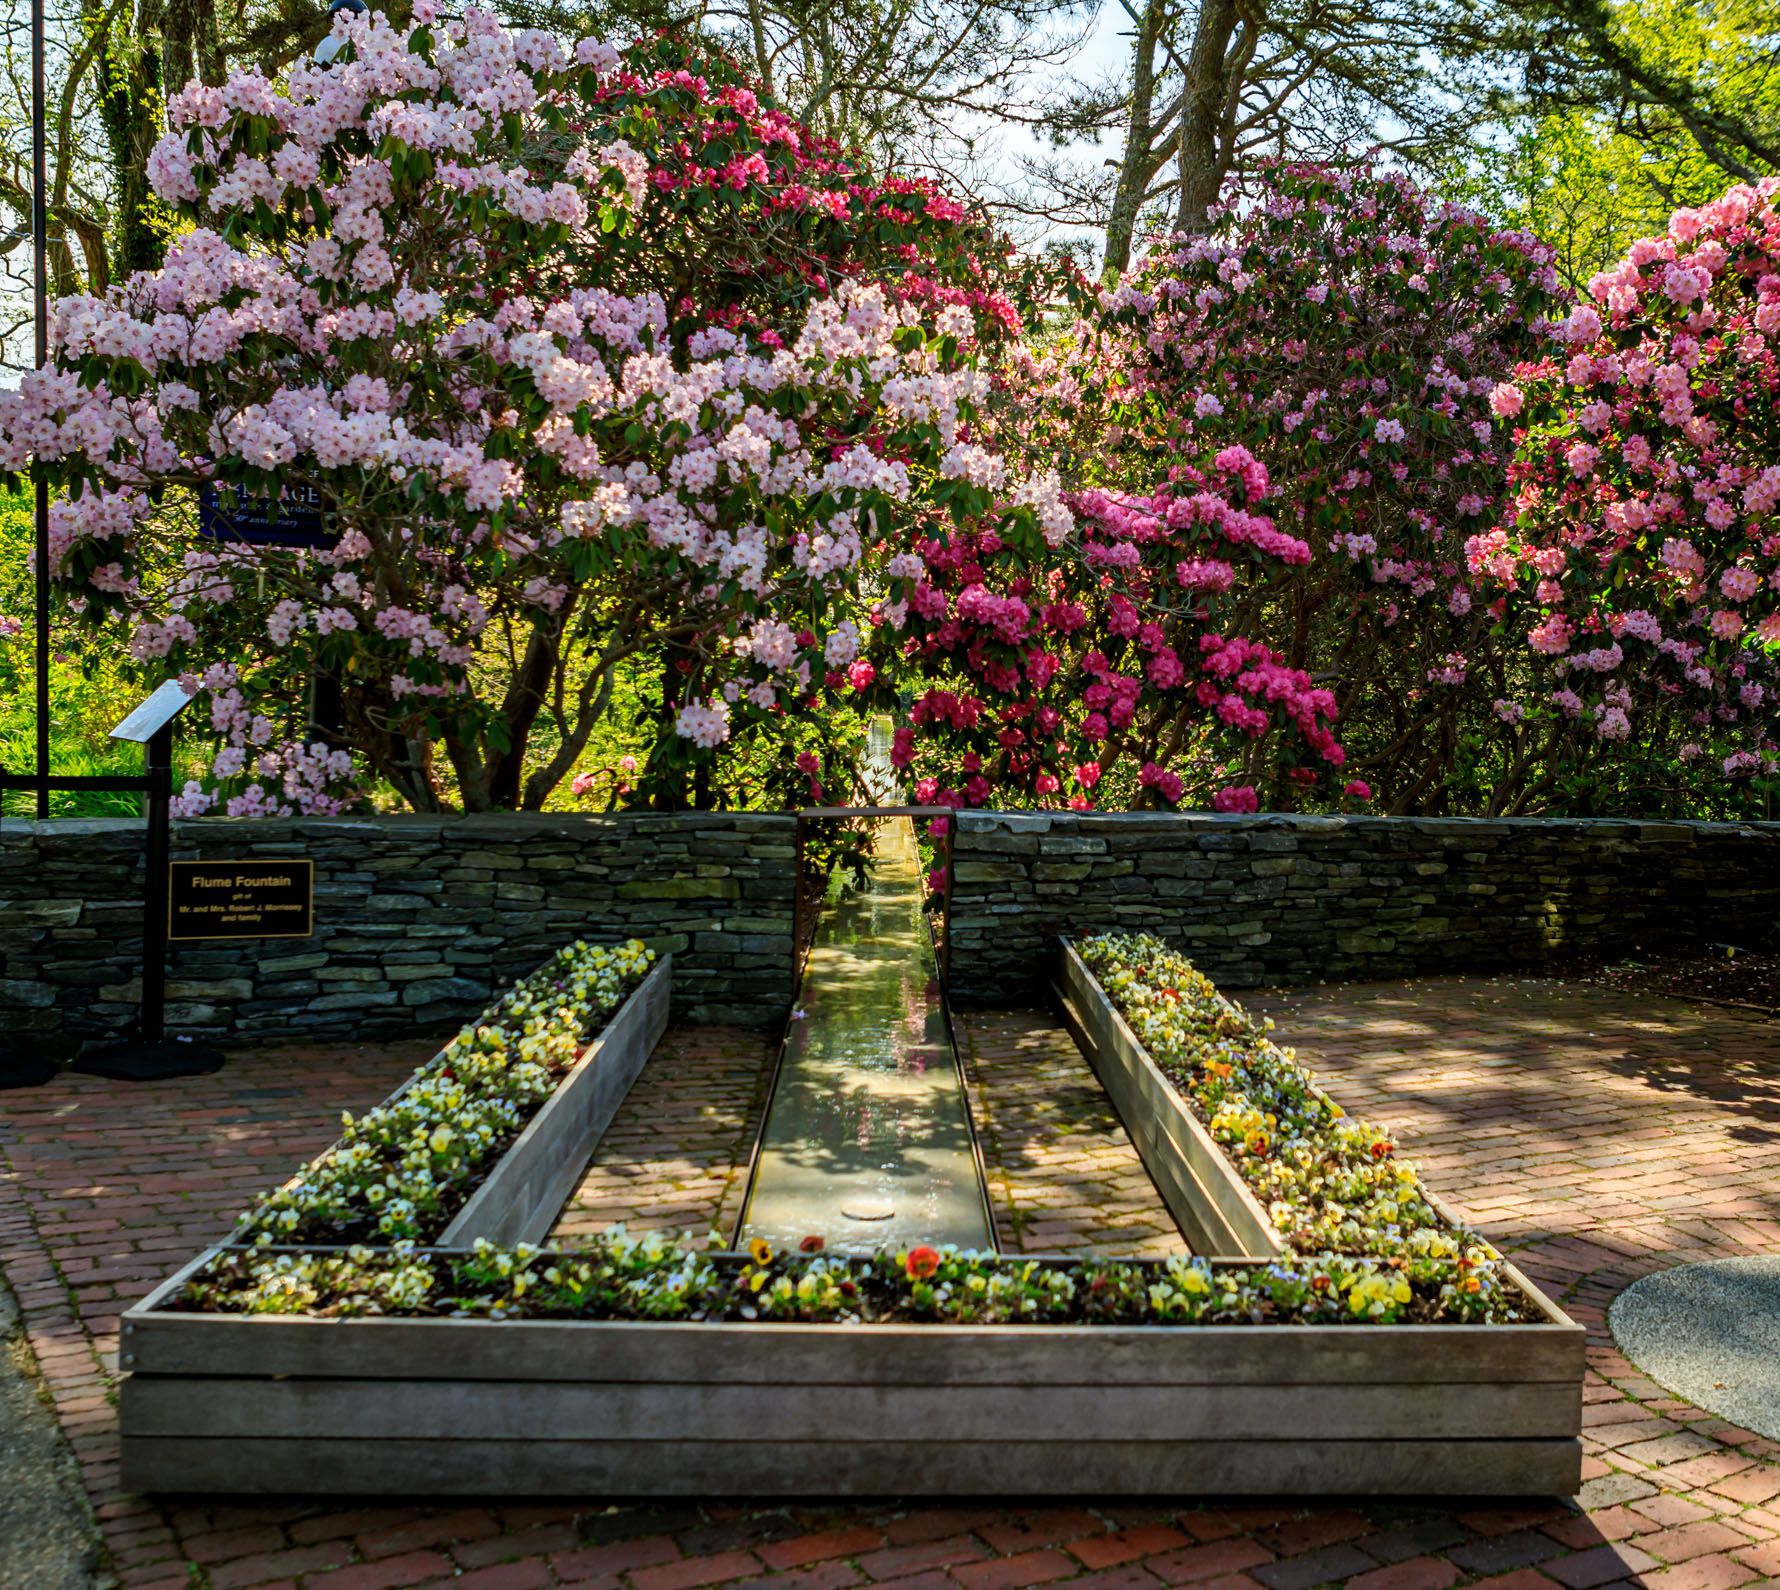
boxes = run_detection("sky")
[973,0,1132,253]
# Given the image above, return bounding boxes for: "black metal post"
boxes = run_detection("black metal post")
[32,0,50,819]
[72,713,224,1079]
[8,685,224,1083]
[141,722,174,1044]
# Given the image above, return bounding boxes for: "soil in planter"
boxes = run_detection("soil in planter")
[737,817,995,1255]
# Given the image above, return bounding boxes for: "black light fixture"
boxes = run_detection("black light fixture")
[30,0,48,821]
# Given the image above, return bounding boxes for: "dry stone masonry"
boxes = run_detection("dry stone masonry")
[0,813,795,1050]
[4,808,1779,1049]
[945,810,1780,1004]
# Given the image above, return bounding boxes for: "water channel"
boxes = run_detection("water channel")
[736,815,996,1254]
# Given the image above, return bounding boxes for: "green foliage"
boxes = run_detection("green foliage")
[0,492,155,816]
[1460,0,1780,287]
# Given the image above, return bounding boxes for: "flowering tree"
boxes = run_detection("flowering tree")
[1010,162,1567,812]
[549,34,1036,357]
[1474,178,1780,800]
[16,25,1775,828]
[0,9,1062,815]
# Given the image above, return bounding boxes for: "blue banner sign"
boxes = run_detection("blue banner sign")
[198,483,332,549]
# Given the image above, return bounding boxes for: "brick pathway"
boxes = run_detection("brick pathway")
[548,1010,1180,1259]
[550,1027,774,1248]
[1244,975,1780,1335]
[4,981,1780,1588]
[960,1010,1183,1256]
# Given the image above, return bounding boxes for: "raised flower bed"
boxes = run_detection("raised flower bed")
[118,930,1583,1499]
[1055,941,1281,1258]
[1062,934,1511,1265]
[233,937,668,1251]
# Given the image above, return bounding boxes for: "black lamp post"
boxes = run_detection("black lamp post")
[24,0,363,807]
[5,18,225,1085]
[31,0,49,820]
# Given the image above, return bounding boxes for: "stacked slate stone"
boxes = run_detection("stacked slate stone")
[5,808,1778,1048]
[0,814,795,1049]
[943,811,1780,1004]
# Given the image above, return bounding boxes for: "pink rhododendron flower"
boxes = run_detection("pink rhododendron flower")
[1721,567,1761,602]
[1138,763,1184,804]
[676,700,731,748]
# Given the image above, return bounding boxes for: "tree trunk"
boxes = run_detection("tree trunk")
[1103,0,1167,279]
[90,0,164,276]
[485,614,563,810]
[1174,0,1239,234]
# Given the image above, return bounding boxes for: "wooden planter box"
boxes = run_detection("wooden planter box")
[1054,941,1282,1257]
[1055,940,1502,1257]
[441,957,672,1246]
[117,944,1584,1499]
[120,1266,1584,1495]
[245,955,672,1251]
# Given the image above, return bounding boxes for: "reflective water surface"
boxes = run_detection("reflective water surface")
[737,817,995,1254]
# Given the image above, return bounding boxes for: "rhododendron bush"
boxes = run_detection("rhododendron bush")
[0,8,1056,815]
[1019,161,1780,814]
[1003,162,1572,812]
[10,15,1780,824]
[558,35,1035,356]
[1478,179,1780,797]
[887,445,1344,814]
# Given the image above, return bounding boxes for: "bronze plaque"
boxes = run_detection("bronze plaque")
[169,861,315,941]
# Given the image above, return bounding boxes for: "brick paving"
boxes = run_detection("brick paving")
[960,1010,1183,1256]
[3,979,1780,1587]
[548,1009,1180,1258]
[550,1026,775,1249]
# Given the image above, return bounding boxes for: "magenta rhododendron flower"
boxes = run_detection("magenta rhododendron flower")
[992,158,1566,812]
[1211,784,1259,813]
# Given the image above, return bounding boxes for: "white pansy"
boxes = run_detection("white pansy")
[234,939,654,1246]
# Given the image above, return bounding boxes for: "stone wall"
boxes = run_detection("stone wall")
[6,808,1779,1051]
[945,810,1780,1006]
[0,814,796,1051]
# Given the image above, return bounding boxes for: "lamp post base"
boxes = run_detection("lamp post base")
[74,1038,227,1082]
[0,1049,61,1090]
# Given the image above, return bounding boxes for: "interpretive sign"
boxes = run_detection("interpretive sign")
[198,484,332,549]
[169,861,315,941]
[110,679,198,744]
